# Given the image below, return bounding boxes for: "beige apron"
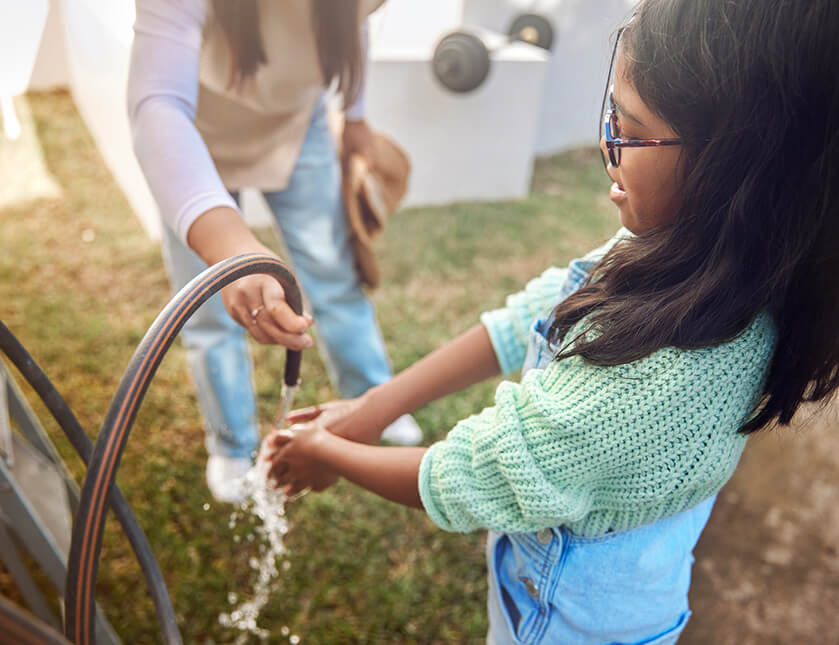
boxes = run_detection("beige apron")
[195,0,384,191]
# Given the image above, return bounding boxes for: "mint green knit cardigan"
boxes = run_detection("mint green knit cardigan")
[418,266,777,537]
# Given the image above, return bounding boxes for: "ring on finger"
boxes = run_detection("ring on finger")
[249,305,264,325]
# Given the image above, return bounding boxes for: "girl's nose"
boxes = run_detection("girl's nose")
[599,135,611,169]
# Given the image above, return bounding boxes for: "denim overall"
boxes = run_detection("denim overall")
[486,257,716,645]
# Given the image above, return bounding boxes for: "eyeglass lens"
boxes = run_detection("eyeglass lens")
[608,107,620,166]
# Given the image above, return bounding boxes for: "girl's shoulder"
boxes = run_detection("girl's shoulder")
[665,310,777,379]
[581,309,776,379]
[533,311,777,421]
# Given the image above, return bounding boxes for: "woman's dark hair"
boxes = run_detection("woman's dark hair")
[548,0,839,432]
[210,0,364,107]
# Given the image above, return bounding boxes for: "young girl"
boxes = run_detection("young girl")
[263,0,839,641]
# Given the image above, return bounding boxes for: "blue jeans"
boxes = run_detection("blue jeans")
[160,99,392,458]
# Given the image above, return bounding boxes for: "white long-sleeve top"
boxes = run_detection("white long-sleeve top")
[127,0,373,244]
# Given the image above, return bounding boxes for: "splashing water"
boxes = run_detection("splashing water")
[219,384,302,642]
[218,456,293,642]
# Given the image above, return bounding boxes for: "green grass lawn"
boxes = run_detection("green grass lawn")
[1,91,617,643]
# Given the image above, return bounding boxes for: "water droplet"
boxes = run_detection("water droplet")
[281,626,290,636]
[228,592,238,604]
[203,503,210,511]
[290,635,300,644]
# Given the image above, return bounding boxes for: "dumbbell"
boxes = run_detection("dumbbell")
[431,13,555,93]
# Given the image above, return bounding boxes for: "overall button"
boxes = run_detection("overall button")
[536,528,552,545]
[520,577,539,599]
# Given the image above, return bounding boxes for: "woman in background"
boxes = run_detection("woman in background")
[128,0,421,503]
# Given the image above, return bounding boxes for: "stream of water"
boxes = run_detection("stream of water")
[217,456,300,643]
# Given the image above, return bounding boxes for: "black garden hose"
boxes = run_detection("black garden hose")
[65,254,303,644]
[0,322,181,644]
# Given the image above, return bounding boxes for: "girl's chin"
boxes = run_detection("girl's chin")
[616,206,641,234]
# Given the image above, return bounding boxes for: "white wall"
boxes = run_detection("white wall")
[29,0,69,91]
[462,0,636,155]
[0,0,49,96]
[366,0,548,207]
[59,0,160,237]
[365,44,547,208]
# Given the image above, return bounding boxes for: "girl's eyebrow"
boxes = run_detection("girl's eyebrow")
[612,94,646,128]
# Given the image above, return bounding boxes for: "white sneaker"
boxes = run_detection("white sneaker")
[206,455,253,504]
[381,414,423,446]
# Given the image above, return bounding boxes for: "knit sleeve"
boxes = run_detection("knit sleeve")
[479,267,568,376]
[419,312,777,535]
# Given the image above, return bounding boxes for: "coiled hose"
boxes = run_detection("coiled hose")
[0,320,179,643]
[55,253,301,644]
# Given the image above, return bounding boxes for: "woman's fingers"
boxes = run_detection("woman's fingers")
[251,280,313,347]
[223,274,313,348]
[262,280,312,333]
[251,310,314,349]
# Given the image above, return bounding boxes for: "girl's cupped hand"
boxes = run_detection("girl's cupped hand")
[261,420,333,497]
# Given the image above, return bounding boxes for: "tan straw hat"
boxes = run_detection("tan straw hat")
[342,132,411,288]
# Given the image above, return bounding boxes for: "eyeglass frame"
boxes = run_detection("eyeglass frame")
[599,25,682,168]
[601,86,682,168]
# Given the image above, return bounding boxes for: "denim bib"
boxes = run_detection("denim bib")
[486,260,716,645]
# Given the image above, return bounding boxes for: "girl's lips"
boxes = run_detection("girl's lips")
[609,181,626,204]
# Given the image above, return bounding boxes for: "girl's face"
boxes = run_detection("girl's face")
[600,50,684,234]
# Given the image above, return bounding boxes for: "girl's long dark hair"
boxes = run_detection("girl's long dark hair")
[548,0,839,432]
[210,0,364,106]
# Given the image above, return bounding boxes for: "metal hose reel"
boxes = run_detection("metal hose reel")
[432,13,555,93]
[508,12,554,51]
[0,253,303,644]
[432,31,491,94]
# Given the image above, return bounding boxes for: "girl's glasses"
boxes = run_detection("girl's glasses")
[601,86,682,168]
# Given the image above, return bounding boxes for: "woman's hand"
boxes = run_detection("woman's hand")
[187,206,314,349]
[221,273,313,349]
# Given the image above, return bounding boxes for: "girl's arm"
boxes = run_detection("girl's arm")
[311,324,501,444]
[271,425,426,507]
[264,324,499,494]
